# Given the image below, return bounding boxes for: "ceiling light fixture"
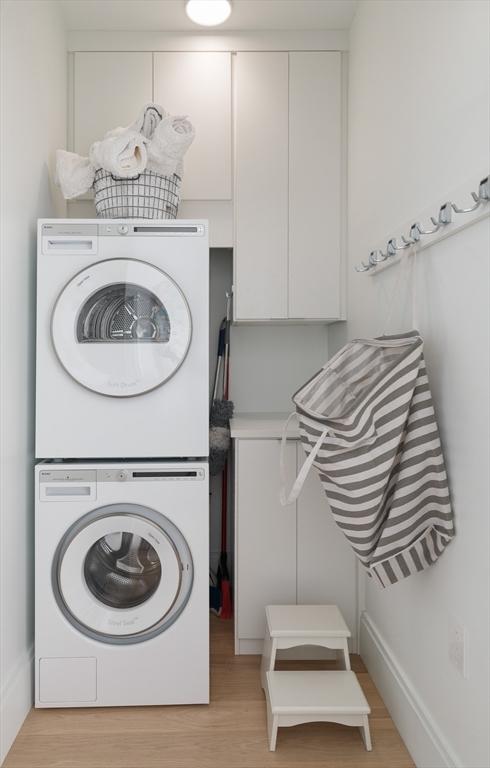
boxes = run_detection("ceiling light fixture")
[185,0,232,27]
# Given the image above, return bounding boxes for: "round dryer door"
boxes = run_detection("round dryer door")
[51,259,192,397]
[52,504,193,644]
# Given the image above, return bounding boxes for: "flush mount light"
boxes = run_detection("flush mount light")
[185,0,232,27]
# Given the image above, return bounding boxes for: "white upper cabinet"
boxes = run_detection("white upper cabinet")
[70,48,342,270]
[73,53,153,157]
[289,52,342,320]
[234,51,343,322]
[72,51,232,204]
[234,53,289,320]
[154,52,232,201]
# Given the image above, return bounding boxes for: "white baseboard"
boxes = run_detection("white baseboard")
[360,613,461,768]
[0,645,33,766]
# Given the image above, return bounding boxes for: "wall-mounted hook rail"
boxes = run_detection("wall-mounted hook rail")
[369,249,387,265]
[437,202,452,224]
[355,175,489,273]
[452,195,480,214]
[354,260,371,273]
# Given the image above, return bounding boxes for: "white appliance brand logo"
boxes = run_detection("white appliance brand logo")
[107,380,140,389]
[108,616,139,627]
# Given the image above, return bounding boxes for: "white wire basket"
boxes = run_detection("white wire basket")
[93,169,181,219]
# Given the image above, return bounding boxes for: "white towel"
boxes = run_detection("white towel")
[90,130,148,178]
[104,104,166,142]
[147,116,195,177]
[55,149,95,199]
[130,103,166,140]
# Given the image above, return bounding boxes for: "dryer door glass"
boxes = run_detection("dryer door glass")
[77,284,171,344]
[53,504,194,645]
[51,259,192,397]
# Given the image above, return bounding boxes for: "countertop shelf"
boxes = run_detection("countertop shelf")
[230,412,299,439]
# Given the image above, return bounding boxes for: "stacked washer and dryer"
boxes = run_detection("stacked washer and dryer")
[35,219,210,707]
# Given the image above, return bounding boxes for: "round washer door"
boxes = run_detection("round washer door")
[53,504,193,644]
[52,259,192,397]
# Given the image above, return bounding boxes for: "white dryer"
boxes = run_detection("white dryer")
[35,461,209,707]
[36,219,209,459]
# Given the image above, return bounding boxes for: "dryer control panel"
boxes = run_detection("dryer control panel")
[98,222,206,237]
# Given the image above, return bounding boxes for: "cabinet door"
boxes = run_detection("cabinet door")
[154,52,232,201]
[234,53,289,321]
[296,444,357,640]
[236,439,296,640]
[73,53,153,157]
[288,52,342,320]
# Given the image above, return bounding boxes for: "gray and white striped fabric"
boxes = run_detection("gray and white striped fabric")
[281,331,454,588]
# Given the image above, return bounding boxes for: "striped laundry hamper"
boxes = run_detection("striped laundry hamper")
[280,331,455,587]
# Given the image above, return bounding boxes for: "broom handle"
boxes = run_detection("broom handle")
[223,344,230,400]
[221,460,228,552]
[213,320,226,403]
[221,292,232,552]
[223,292,232,400]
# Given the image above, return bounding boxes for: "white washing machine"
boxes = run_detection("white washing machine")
[35,461,209,708]
[36,219,209,459]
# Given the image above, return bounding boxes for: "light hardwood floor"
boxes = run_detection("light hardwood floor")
[4,617,414,768]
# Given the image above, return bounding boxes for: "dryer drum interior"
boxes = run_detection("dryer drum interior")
[77,283,171,343]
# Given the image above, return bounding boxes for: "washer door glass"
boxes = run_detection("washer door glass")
[84,532,162,609]
[51,259,192,397]
[53,504,193,644]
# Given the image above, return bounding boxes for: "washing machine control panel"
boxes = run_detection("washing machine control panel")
[96,468,206,482]
[39,469,96,482]
[38,469,97,502]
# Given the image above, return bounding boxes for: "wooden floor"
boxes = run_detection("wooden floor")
[5,617,414,768]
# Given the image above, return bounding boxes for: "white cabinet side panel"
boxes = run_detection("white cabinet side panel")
[234,53,289,320]
[73,52,153,156]
[236,440,296,640]
[296,444,357,643]
[154,52,232,201]
[289,52,341,319]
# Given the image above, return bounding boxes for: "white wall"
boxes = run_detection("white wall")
[230,324,329,413]
[0,1,66,763]
[329,2,490,767]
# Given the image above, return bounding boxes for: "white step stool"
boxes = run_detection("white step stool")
[260,604,352,689]
[261,605,372,752]
[265,670,372,752]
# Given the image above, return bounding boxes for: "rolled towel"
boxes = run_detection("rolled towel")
[147,115,195,177]
[55,149,95,199]
[104,104,166,142]
[130,103,166,140]
[90,130,148,178]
